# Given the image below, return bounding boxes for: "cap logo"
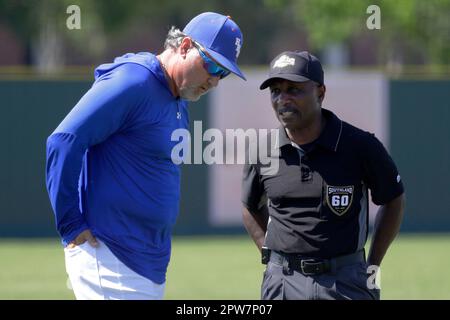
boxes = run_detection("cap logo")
[273,55,295,68]
[235,38,241,58]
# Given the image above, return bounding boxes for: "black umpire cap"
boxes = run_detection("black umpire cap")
[259,51,324,90]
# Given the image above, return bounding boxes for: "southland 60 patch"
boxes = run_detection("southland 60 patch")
[326,185,354,216]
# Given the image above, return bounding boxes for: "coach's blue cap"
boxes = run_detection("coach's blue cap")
[183,12,246,80]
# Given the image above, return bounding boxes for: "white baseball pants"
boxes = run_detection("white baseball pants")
[64,240,165,300]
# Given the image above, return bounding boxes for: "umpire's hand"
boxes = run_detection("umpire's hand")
[66,229,99,249]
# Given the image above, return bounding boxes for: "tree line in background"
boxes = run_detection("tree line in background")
[0,0,448,72]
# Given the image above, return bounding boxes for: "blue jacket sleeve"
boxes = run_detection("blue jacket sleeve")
[46,65,148,245]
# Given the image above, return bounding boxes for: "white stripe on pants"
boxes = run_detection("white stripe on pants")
[64,240,165,300]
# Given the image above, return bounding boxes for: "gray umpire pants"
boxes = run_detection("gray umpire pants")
[261,251,380,300]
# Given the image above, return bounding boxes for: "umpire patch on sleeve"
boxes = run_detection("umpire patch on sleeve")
[326,185,354,216]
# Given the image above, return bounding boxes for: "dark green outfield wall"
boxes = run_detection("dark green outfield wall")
[0,80,91,237]
[389,80,450,232]
[0,78,449,237]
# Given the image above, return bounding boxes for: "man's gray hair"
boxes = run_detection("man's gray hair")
[164,26,188,50]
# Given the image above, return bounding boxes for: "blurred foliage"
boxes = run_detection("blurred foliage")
[266,0,450,64]
[0,0,294,65]
[0,0,449,67]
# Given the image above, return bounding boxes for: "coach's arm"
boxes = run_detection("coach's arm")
[367,193,405,266]
[46,69,144,247]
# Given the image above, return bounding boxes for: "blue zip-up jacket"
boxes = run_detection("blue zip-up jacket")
[46,52,189,284]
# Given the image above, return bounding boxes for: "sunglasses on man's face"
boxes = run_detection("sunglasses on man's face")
[194,44,231,79]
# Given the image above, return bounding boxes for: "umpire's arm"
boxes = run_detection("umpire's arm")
[367,193,405,266]
[362,133,406,267]
[242,205,269,252]
[241,162,268,252]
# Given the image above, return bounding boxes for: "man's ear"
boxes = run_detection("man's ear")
[318,84,326,104]
[179,37,193,58]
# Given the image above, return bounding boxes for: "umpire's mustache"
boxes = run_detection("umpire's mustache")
[278,106,298,115]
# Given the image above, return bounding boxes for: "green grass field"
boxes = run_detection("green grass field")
[0,234,449,300]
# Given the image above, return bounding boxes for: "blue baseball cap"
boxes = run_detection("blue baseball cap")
[183,12,246,80]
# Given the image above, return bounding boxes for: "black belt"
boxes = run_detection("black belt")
[264,249,365,276]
